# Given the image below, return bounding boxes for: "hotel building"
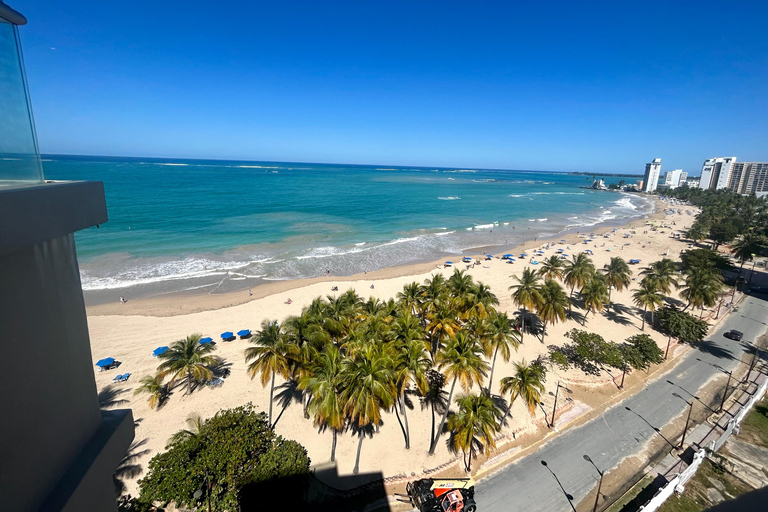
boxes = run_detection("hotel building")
[0,3,134,511]
[642,158,662,192]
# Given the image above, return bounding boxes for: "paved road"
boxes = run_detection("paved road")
[478,294,768,512]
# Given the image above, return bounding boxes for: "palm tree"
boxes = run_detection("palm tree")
[640,258,679,295]
[447,393,501,472]
[469,282,499,321]
[681,267,724,317]
[537,255,566,281]
[484,311,521,394]
[397,281,424,316]
[564,252,595,314]
[580,275,609,323]
[301,345,345,462]
[156,334,221,395]
[602,257,632,311]
[421,273,449,315]
[731,231,768,269]
[133,374,166,409]
[341,345,395,474]
[686,222,708,244]
[447,268,476,300]
[426,300,461,356]
[499,360,546,419]
[535,279,569,344]
[508,267,542,342]
[429,331,489,455]
[392,338,431,449]
[632,280,663,330]
[245,320,293,426]
[167,413,204,446]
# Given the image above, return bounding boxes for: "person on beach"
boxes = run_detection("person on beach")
[119,296,126,304]
[285,298,292,304]
[248,289,252,296]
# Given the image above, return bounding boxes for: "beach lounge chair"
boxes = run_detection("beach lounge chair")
[112,374,123,383]
[120,373,131,382]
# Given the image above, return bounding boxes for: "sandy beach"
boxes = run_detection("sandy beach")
[88,199,703,495]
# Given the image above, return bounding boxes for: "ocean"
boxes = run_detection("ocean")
[42,155,653,302]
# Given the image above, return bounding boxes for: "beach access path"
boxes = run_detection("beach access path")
[475,293,768,512]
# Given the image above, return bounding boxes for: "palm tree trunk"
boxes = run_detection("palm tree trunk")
[520,308,526,342]
[268,372,275,427]
[487,346,499,394]
[608,288,613,312]
[583,308,589,325]
[569,285,575,314]
[331,430,337,462]
[353,430,364,474]
[641,305,647,330]
[401,394,412,449]
[541,325,547,344]
[187,369,193,395]
[393,395,407,447]
[620,369,626,388]
[429,377,457,455]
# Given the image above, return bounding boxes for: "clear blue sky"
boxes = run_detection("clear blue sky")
[12,0,768,173]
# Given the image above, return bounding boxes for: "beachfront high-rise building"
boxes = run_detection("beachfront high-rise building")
[0,3,134,511]
[662,169,684,189]
[679,171,688,185]
[728,162,768,197]
[642,158,662,192]
[699,157,736,190]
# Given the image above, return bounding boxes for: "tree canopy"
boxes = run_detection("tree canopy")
[138,405,310,511]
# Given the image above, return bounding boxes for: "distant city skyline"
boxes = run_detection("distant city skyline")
[14,1,768,173]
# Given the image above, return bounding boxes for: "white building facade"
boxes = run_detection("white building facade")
[700,157,736,190]
[663,169,684,189]
[642,158,662,192]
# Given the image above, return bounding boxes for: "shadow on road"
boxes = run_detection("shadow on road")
[624,406,677,449]
[694,340,735,361]
[540,460,576,512]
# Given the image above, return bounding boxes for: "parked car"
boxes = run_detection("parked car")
[724,330,744,341]
[749,286,768,294]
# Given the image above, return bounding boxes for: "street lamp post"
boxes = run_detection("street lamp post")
[672,392,694,449]
[583,454,604,512]
[718,368,733,413]
[665,336,674,360]
[744,348,760,384]
[550,381,571,429]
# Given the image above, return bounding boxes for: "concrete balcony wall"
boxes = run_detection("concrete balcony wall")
[0,181,134,512]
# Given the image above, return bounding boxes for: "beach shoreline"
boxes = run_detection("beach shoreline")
[89,197,701,496]
[86,196,665,317]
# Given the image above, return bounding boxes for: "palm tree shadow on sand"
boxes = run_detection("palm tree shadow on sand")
[273,378,304,428]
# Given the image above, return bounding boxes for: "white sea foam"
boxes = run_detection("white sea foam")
[438,196,461,200]
[158,163,189,166]
[508,194,525,198]
[474,224,495,230]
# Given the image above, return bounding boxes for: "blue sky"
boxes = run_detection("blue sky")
[12,0,768,173]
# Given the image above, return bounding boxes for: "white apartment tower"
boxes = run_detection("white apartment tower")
[700,157,736,190]
[663,169,684,189]
[642,158,662,192]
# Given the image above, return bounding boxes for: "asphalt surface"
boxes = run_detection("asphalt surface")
[477,293,768,512]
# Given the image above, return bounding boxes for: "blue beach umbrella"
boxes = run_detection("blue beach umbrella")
[199,337,213,344]
[520,253,527,257]
[237,329,251,337]
[152,346,169,357]
[502,254,513,259]
[95,357,115,368]
[445,261,453,265]
[220,332,234,340]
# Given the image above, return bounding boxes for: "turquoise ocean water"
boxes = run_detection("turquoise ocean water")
[42,155,652,299]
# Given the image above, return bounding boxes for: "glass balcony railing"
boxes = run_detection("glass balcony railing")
[0,12,43,185]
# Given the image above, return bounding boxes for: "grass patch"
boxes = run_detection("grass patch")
[605,475,653,512]
[738,397,768,449]
[656,458,753,512]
